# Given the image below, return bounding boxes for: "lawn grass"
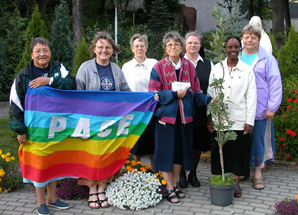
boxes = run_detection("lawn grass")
[0,118,19,160]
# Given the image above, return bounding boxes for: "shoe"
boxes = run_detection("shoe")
[174,186,185,199]
[36,204,49,215]
[188,173,200,187]
[97,192,110,208]
[254,177,265,190]
[165,189,180,204]
[87,193,100,209]
[47,199,70,209]
[234,185,242,198]
[179,175,188,188]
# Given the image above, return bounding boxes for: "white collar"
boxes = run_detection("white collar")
[169,57,182,70]
[184,54,204,66]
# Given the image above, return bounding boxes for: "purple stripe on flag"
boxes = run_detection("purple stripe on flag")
[25,94,153,117]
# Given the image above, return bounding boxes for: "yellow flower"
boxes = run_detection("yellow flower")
[0,187,2,193]
[131,160,136,166]
[0,149,2,155]
[1,154,7,159]
[155,172,160,176]
[5,157,10,162]
[0,170,5,177]
[296,195,298,203]
[148,178,152,182]
[0,178,2,182]
[6,152,11,156]
[161,180,167,185]
[11,157,15,161]
[160,173,164,177]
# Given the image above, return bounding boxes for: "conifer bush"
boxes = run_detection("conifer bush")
[277,27,298,78]
[50,0,74,71]
[16,5,48,74]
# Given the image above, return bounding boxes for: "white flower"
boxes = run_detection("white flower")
[106,170,162,210]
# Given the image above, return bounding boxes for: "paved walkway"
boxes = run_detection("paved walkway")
[0,158,297,215]
[1,102,297,214]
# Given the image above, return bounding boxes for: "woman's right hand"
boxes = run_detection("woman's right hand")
[17,134,27,144]
[177,89,187,99]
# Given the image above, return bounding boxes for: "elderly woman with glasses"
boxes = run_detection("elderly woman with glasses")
[149,31,212,204]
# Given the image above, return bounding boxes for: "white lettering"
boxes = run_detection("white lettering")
[71,118,90,139]
[97,120,115,137]
[117,114,134,136]
[48,117,66,139]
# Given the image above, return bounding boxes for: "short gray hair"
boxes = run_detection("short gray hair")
[162,31,184,50]
[242,24,261,40]
[129,34,148,49]
[185,31,202,47]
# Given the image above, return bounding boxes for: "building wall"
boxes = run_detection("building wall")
[179,0,225,32]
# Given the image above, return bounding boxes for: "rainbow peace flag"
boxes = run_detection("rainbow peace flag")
[20,86,156,187]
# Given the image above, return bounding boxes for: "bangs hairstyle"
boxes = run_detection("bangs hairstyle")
[162,31,184,50]
[89,31,120,58]
[242,24,261,40]
[30,37,50,53]
[130,34,148,49]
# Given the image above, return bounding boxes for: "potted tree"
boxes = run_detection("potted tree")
[206,6,238,206]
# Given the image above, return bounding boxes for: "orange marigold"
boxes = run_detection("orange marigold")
[161,180,167,185]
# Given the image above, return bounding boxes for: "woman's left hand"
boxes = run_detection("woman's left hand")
[243,124,252,135]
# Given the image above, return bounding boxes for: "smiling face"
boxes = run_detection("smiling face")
[225,38,241,62]
[185,35,201,56]
[165,39,182,63]
[242,32,259,54]
[131,39,147,61]
[94,39,113,65]
[31,43,51,68]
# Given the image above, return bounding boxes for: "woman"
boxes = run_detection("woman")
[149,31,211,204]
[179,31,214,188]
[208,36,257,198]
[122,34,157,167]
[248,16,272,54]
[241,25,282,190]
[76,31,130,209]
[9,37,75,215]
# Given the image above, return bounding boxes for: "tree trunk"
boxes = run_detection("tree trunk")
[72,0,82,44]
[270,0,284,49]
[284,0,291,32]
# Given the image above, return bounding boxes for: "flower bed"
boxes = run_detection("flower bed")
[274,196,298,215]
[274,77,298,162]
[106,169,163,210]
[0,149,23,193]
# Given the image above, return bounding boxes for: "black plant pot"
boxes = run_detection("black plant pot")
[208,183,236,206]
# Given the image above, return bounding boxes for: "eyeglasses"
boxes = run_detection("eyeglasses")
[166,43,181,49]
[33,49,50,55]
[96,46,112,51]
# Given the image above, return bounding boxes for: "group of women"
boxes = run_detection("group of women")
[9,15,282,214]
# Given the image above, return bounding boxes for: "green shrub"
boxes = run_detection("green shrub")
[50,0,74,71]
[274,75,298,161]
[277,27,298,78]
[15,4,48,75]
[72,37,90,76]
